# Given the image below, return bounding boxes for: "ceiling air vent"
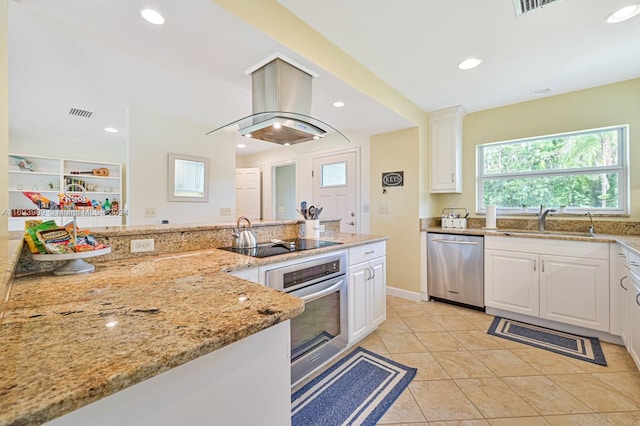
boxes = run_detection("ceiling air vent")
[514,0,560,16]
[68,108,94,119]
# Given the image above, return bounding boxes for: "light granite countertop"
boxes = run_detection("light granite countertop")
[425,226,640,249]
[0,232,386,426]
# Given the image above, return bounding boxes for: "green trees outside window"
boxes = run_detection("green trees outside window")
[477,126,628,213]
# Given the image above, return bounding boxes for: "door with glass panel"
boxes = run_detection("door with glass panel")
[312,151,357,233]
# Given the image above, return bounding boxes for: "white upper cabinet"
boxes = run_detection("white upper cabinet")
[430,106,466,193]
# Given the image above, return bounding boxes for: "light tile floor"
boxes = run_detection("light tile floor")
[297,296,640,425]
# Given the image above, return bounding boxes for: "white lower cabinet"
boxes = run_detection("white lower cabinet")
[485,236,610,332]
[539,255,609,330]
[485,249,539,316]
[348,242,386,344]
[629,251,640,369]
[47,321,292,426]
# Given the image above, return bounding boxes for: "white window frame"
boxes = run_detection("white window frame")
[476,125,629,215]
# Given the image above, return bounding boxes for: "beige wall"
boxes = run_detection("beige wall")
[433,78,640,220]
[371,128,421,292]
[1,0,8,236]
[127,108,237,225]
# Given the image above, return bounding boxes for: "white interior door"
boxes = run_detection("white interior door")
[312,151,357,233]
[236,168,261,220]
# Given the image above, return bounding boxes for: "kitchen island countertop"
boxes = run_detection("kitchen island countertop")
[0,232,386,426]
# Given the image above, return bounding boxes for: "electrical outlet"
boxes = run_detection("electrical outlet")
[363,203,370,213]
[378,204,390,214]
[220,207,232,216]
[278,206,285,213]
[131,239,155,253]
[144,208,156,218]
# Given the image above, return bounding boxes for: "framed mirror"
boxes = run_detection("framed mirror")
[167,153,209,202]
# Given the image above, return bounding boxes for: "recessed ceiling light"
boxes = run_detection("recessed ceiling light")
[244,133,252,138]
[531,88,551,96]
[237,143,246,148]
[458,57,483,70]
[313,136,320,140]
[606,4,640,23]
[104,127,119,133]
[273,122,282,129]
[333,101,345,108]
[283,143,291,147]
[140,9,165,25]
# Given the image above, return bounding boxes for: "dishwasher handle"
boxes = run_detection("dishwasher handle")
[431,239,480,246]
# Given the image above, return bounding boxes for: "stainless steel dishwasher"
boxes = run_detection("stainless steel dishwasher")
[427,232,484,309]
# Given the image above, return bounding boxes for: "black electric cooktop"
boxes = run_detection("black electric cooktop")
[218,239,343,258]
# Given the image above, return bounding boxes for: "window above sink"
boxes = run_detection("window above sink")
[477,125,629,215]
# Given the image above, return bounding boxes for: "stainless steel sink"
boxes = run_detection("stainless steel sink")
[498,229,595,238]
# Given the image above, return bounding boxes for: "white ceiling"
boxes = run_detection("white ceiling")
[8,0,640,156]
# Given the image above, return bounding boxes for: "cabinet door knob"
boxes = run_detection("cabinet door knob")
[637,293,640,307]
[533,259,537,271]
[370,266,376,280]
[451,173,455,183]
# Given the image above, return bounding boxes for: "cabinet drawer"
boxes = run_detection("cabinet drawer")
[349,241,386,265]
[616,244,630,268]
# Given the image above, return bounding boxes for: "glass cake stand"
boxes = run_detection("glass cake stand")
[31,246,111,276]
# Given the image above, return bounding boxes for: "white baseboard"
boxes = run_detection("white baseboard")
[386,286,424,302]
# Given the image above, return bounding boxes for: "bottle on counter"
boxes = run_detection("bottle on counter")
[111,199,119,215]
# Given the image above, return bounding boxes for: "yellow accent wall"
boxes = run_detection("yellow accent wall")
[371,128,421,292]
[0,0,8,236]
[434,78,640,220]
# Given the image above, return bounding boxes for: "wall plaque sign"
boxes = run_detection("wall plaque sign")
[382,171,404,187]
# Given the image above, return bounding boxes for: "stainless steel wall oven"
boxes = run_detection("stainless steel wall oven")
[266,252,348,385]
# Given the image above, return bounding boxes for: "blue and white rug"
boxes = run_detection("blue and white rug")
[291,347,416,426]
[488,316,607,366]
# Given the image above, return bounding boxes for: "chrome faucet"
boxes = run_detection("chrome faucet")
[586,211,595,235]
[538,205,556,231]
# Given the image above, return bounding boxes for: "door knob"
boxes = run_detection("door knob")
[348,221,356,226]
[350,212,355,217]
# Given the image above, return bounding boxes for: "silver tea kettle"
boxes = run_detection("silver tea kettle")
[231,216,258,249]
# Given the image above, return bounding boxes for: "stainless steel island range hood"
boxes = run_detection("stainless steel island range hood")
[207,56,348,146]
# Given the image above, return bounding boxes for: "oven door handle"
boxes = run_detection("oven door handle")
[298,279,344,304]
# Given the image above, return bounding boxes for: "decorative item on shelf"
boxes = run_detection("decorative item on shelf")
[22,192,58,210]
[69,167,109,176]
[47,181,60,191]
[9,155,35,171]
[111,199,119,215]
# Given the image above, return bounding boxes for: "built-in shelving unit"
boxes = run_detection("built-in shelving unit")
[8,153,123,231]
